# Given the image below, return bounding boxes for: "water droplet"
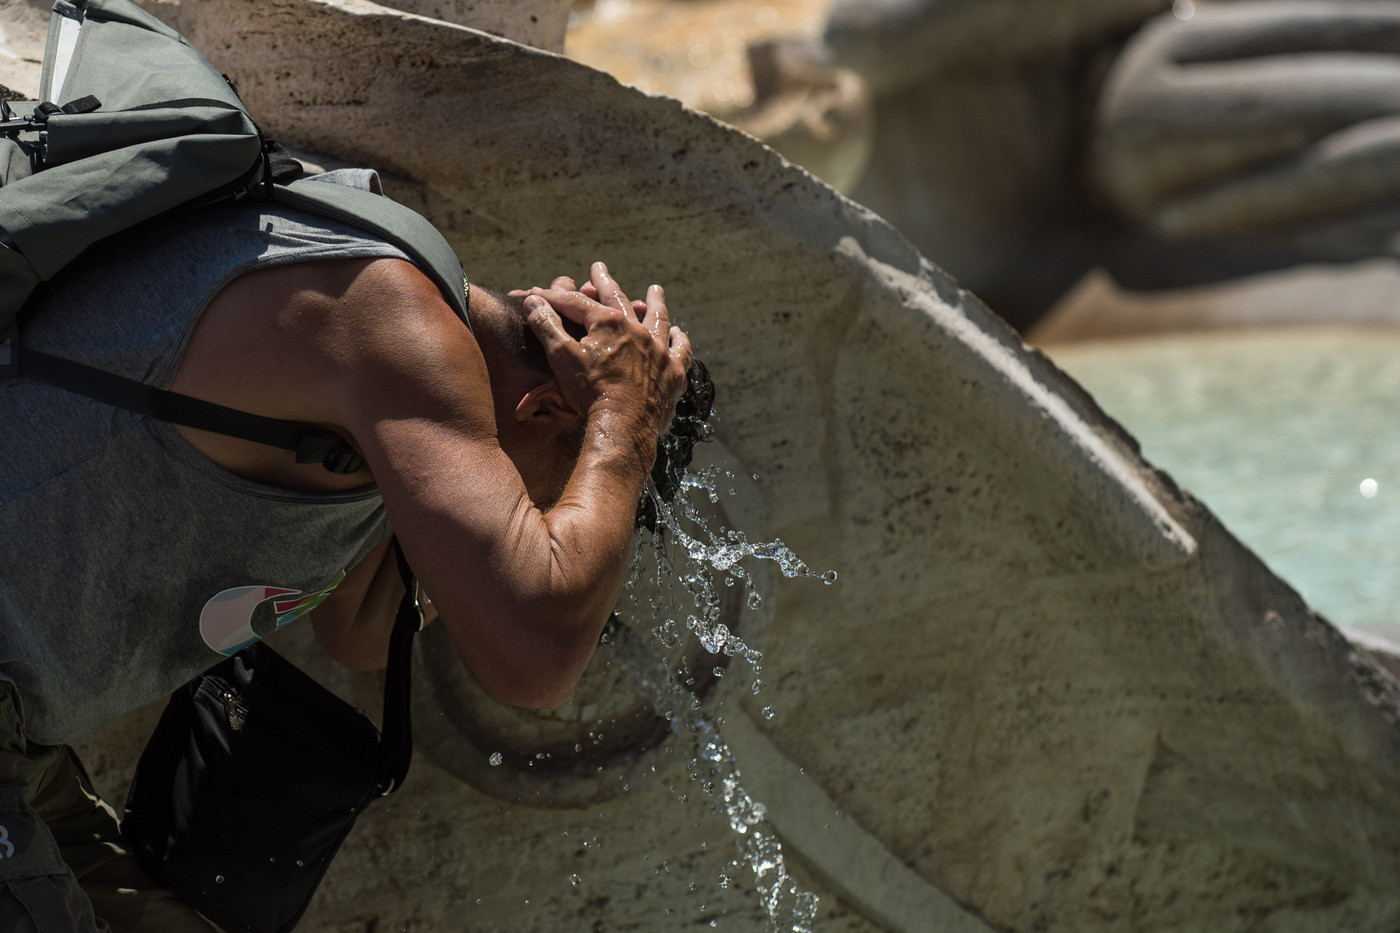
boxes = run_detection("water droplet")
[752,679,766,695]
[569,873,581,887]
[295,859,304,868]
[1172,0,1195,18]
[712,666,725,677]
[762,706,776,720]
[747,591,763,610]
[1361,478,1379,498]
[821,570,838,585]
[214,874,224,884]
[489,752,503,766]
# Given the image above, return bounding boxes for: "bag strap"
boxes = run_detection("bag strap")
[16,346,366,474]
[375,538,420,795]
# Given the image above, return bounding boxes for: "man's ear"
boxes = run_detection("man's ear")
[515,380,578,423]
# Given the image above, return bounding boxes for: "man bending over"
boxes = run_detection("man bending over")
[0,175,694,930]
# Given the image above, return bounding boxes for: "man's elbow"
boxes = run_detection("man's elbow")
[448,621,592,710]
[474,663,580,710]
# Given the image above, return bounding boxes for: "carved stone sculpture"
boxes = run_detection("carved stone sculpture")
[1091,1,1400,239]
[814,0,1400,332]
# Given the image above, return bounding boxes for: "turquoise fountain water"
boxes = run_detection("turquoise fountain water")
[1047,327,1400,635]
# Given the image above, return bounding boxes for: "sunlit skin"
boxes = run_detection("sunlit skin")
[169,257,691,708]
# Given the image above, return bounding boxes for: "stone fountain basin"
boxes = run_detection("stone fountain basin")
[6,0,1391,929]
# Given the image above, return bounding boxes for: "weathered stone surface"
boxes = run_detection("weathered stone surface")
[1090,1,1400,239]
[377,0,574,50]
[28,1,1400,930]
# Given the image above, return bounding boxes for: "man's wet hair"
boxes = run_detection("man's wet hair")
[482,286,715,530]
[636,356,713,531]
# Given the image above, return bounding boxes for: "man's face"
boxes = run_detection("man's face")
[466,287,583,509]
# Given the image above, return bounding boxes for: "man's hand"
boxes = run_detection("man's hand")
[518,262,692,450]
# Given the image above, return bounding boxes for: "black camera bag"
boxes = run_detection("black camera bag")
[122,544,420,933]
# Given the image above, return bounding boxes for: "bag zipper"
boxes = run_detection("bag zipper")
[198,675,380,766]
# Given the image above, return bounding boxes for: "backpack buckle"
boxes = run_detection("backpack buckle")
[294,430,366,475]
[0,320,16,376]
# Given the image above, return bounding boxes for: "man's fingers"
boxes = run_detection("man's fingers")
[644,284,670,336]
[668,326,693,367]
[589,261,632,314]
[521,295,576,356]
[526,288,601,327]
[550,275,578,292]
[526,285,644,329]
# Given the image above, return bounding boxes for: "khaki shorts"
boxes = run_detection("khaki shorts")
[0,683,219,932]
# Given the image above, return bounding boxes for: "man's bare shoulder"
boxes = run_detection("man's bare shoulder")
[267,256,465,354]
[171,256,492,489]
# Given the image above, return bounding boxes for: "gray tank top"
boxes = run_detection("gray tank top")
[0,174,412,743]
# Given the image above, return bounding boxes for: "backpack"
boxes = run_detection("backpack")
[0,0,469,473]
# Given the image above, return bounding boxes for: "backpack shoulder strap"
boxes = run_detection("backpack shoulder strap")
[273,177,470,327]
[17,346,367,473]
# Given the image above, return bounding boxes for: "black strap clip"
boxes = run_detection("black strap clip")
[294,431,366,475]
[28,96,101,129]
[59,95,101,115]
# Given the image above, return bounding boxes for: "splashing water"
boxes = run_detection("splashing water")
[606,461,833,932]
[633,469,835,686]
[607,621,819,933]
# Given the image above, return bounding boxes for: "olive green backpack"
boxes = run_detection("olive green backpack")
[0,0,468,473]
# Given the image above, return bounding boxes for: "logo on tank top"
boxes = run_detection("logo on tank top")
[199,572,346,655]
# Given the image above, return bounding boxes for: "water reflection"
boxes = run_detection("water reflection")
[1048,327,1400,632]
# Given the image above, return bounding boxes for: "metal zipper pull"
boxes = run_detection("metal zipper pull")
[222,691,245,732]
